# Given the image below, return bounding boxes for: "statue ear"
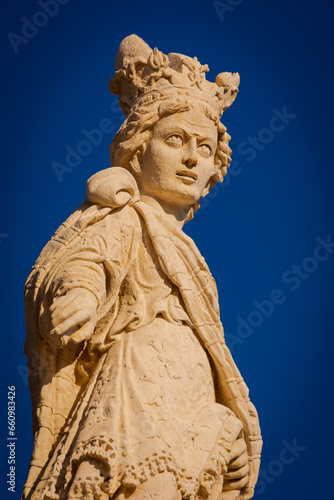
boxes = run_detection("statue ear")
[130,143,147,175]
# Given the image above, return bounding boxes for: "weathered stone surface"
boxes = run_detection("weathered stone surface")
[23,35,262,500]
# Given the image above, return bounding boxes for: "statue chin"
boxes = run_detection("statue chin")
[22,34,262,500]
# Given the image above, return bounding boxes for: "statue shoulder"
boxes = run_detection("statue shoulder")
[91,202,141,233]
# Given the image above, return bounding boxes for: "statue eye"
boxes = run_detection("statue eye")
[166,135,183,146]
[198,144,211,156]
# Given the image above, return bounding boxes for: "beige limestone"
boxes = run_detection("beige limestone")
[23,35,262,500]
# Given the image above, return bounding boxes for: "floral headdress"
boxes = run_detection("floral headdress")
[109,34,240,118]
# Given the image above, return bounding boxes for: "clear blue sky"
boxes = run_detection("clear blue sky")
[1,1,333,498]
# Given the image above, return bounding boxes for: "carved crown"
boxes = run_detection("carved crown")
[109,35,240,117]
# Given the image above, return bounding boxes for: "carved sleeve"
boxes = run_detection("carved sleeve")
[49,231,111,309]
[38,212,141,338]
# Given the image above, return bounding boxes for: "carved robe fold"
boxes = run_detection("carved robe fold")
[23,168,262,500]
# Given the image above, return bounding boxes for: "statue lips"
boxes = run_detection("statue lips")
[176,170,198,184]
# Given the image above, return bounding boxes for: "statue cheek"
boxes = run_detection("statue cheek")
[200,166,214,185]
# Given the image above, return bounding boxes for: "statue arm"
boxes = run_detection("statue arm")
[38,213,140,349]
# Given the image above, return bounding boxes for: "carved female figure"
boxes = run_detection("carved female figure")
[23,35,262,500]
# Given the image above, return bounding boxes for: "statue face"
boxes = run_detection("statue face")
[137,107,218,210]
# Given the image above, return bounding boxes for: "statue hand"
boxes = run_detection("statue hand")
[223,437,249,492]
[48,288,98,348]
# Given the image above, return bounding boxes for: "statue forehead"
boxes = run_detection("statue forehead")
[152,108,218,140]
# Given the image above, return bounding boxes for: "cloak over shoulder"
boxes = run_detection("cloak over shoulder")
[23,167,262,500]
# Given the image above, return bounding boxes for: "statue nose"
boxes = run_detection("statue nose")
[182,139,197,167]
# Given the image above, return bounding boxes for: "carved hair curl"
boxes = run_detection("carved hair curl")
[109,93,232,218]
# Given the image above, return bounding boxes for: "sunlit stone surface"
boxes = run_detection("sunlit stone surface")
[23,35,262,500]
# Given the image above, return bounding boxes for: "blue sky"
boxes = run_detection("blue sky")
[1,1,334,498]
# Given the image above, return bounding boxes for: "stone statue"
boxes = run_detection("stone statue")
[23,35,262,500]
